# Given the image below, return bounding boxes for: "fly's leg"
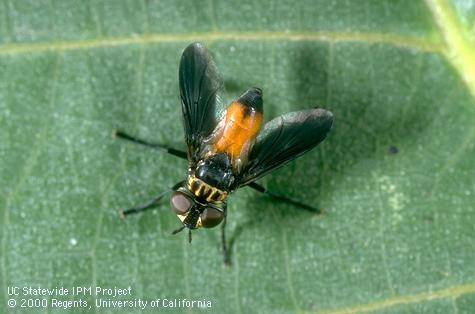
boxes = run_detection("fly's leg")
[119,191,168,218]
[112,129,187,160]
[120,181,184,218]
[247,182,321,214]
[113,130,187,216]
[221,216,231,266]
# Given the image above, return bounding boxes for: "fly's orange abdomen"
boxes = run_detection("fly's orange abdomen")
[214,100,263,161]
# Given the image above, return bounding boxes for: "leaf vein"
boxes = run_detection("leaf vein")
[311,282,475,314]
[0,31,442,56]
[1,52,61,301]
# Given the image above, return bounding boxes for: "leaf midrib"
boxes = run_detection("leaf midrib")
[425,0,475,98]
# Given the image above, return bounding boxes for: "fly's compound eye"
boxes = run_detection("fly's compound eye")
[201,207,224,228]
[170,191,192,215]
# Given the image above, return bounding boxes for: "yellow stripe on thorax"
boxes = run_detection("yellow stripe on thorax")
[187,175,228,203]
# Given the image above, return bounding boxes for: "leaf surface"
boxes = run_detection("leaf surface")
[1,1,474,313]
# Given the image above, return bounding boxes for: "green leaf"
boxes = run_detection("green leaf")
[1,1,475,313]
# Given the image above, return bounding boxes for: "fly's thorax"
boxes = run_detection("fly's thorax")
[194,152,235,191]
[187,174,228,203]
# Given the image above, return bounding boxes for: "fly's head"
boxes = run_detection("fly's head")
[169,187,226,241]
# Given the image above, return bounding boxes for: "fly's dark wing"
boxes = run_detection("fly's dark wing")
[237,108,333,187]
[179,43,222,165]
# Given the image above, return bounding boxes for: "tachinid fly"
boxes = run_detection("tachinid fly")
[115,43,334,264]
